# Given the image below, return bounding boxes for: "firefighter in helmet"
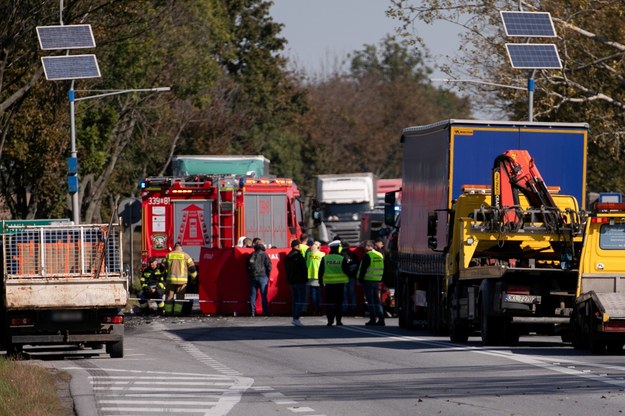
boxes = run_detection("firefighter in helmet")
[139,257,166,315]
[163,242,197,316]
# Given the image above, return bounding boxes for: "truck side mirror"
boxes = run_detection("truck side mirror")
[427,211,438,237]
[311,199,321,225]
[427,211,439,250]
[384,192,396,226]
[428,236,438,250]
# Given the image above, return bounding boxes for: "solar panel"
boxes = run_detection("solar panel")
[501,11,556,37]
[36,25,96,50]
[505,44,562,69]
[41,55,101,80]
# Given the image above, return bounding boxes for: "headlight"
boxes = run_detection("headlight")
[352,213,359,221]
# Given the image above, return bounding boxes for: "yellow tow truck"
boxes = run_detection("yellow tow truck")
[571,198,625,353]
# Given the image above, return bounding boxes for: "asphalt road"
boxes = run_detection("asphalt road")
[29,315,625,415]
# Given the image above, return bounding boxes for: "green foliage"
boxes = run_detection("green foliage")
[295,36,470,188]
[0,0,470,222]
[388,0,625,195]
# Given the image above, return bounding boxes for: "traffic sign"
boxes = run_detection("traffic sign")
[118,198,142,227]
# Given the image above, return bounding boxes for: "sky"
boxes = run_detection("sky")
[269,0,463,80]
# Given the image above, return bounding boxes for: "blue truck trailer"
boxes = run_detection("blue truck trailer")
[386,119,588,340]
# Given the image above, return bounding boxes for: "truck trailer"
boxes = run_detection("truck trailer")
[172,155,270,178]
[385,119,588,338]
[0,221,127,357]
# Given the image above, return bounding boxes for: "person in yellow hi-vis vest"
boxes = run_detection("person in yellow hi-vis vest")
[319,240,349,326]
[306,241,325,315]
[359,240,385,326]
[163,242,197,316]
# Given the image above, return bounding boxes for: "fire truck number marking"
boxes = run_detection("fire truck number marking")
[148,197,171,205]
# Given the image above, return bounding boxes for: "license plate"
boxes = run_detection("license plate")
[504,294,541,304]
[51,311,83,322]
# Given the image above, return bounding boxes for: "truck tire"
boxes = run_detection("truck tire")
[400,274,418,330]
[606,339,624,354]
[480,301,501,346]
[106,339,124,358]
[398,308,406,328]
[571,307,589,350]
[501,320,520,346]
[590,337,606,354]
[448,290,469,343]
[6,343,23,360]
[427,277,446,335]
[479,281,502,346]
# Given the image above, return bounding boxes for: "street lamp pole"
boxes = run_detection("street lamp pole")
[68,86,171,224]
[69,81,79,224]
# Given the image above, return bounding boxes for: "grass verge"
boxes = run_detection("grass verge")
[0,357,73,416]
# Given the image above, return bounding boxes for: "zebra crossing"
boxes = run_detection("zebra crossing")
[87,368,252,415]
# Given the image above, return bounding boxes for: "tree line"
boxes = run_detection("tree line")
[389,0,625,195]
[0,0,469,222]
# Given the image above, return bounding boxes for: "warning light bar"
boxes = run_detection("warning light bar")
[595,202,625,212]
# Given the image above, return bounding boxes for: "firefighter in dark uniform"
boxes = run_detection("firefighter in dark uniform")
[139,257,166,315]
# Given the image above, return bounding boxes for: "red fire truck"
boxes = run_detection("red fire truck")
[140,174,305,315]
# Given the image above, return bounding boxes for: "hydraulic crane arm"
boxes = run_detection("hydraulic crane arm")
[492,150,563,227]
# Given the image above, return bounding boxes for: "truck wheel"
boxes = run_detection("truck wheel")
[403,277,418,330]
[6,343,23,360]
[106,339,124,358]
[448,291,469,343]
[590,338,606,354]
[502,321,520,346]
[398,308,406,328]
[449,311,469,343]
[571,309,589,350]
[606,339,624,355]
[480,302,500,346]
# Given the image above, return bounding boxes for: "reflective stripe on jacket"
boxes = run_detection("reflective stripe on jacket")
[141,266,166,289]
[165,250,195,285]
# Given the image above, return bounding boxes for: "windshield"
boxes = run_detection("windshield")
[600,224,625,250]
[322,202,371,221]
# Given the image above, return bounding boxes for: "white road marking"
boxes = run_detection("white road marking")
[342,325,625,387]
[99,400,218,405]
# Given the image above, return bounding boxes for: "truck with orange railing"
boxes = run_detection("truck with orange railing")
[0,220,127,357]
